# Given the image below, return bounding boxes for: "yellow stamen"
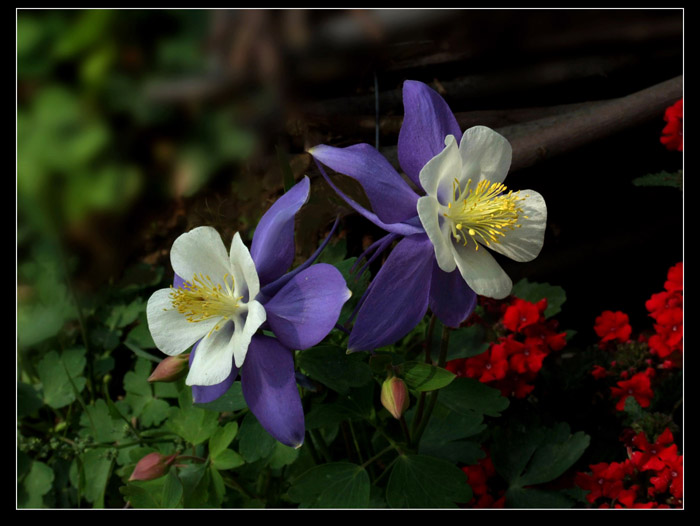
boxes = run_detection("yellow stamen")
[169,273,241,324]
[444,178,527,250]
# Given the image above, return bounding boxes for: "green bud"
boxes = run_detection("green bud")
[381,376,409,420]
[148,353,190,383]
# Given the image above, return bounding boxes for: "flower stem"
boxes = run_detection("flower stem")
[410,314,437,440]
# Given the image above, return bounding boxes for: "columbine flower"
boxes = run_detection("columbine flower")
[309,80,546,352]
[147,177,351,447]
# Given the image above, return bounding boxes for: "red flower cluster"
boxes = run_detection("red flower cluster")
[461,453,505,508]
[594,310,632,346]
[575,428,682,508]
[610,368,655,411]
[660,99,683,152]
[646,262,683,365]
[447,297,566,398]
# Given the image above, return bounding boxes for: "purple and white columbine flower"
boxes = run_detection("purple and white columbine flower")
[309,80,546,353]
[147,176,351,447]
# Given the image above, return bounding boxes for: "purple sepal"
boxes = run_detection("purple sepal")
[313,158,424,237]
[173,273,186,289]
[428,261,477,328]
[188,341,239,404]
[398,80,462,188]
[310,143,419,224]
[347,234,435,352]
[263,263,350,350]
[250,176,310,286]
[241,335,305,448]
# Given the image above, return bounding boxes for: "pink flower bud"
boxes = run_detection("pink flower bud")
[148,354,190,383]
[381,376,409,420]
[129,452,178,482]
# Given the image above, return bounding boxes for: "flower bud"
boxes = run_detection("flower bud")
[148,353,190,383]
[129,452,177,482]
[381,376,409,420]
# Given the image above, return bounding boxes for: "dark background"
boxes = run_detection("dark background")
[18,9,683,344]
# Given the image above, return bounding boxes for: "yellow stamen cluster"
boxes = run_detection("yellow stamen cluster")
[444,178,527,250]
[169,273,242,324]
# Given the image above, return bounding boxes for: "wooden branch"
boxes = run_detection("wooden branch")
[371,76,682,174]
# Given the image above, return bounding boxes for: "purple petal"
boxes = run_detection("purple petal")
[173,273,186,289]
[428,260,477,328]
[250,176,310,286]
[241,335,305,447]
[398,80,462,188]
[348,234,434,352]
[309,143,419,224]
[263,263,351,350]
[312,158,424,237]
[188,341,239,404]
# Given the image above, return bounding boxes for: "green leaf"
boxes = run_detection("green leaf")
[18,460,55,508]
[505,486,576,508]
[166,389,219,445]
[492,422,590,489]
[402,361,455,392]
[511,278,566,318]
[632,170,682,190]
[81,449,114,507]
[120,478,164,508]
[105,297,146,329]
[237,412,276,462]
[288,462,370,508]
[416,402,486,464]
[518,426,590,486]
[17,382,44,418]
[36,348,87,409]
[211,449,245,471]
[124,357,170,427]
[209,466,226,505]
[194,381,247,412]
[386,454,472,508]
[208,421,239,459]
[162,467,184,508]
[298,345,372,394]
[439,377,510,418]
[446,325,489,360]
[268,442,300,469]
[178,462,213,508]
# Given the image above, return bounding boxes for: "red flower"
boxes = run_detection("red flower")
[649,307,683,358]
[502,298,544,333]
[610,369,654,411]
[591,365,608,379]
[660,99,682,151]
[630,428,676,471]
[594,310,632,344]
[664,262,683,293]
[645,290,682,320]
[466,344,509,383]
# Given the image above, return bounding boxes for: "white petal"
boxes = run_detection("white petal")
[230,232,260,302]
[417,196,455,273]
[488,190,547,262]
[171,226,231,285]
[147,288,218,356]
[231,300,267,368]
[458,126,512,186]
[450,241,512,299]
[186,320,236,386]
[418,134,461,205]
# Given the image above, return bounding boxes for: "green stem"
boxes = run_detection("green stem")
[411,314,437,439]
[310,429,333,462]
[361,444,394,470]
[410,324,451,449]
[348,420,364,465]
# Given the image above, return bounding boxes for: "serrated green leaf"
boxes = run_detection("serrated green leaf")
[209,421,239,459]
[417,402,486,464]
[386,454,471,508]
[124,357,171,427]
[511,278,566,318]
[18,460,54,508]
[82,449,114,507]
[166,389,219,446]
[37,348,87,409]
[194,381,247,412]
[402,361,455,392]
[268,441,300,469]
[106,297,146,329]
[120,478,164,508]
[439,377,510,418]
[288,462,370,508]
[298,345,372,394]
[80,399,129,443]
